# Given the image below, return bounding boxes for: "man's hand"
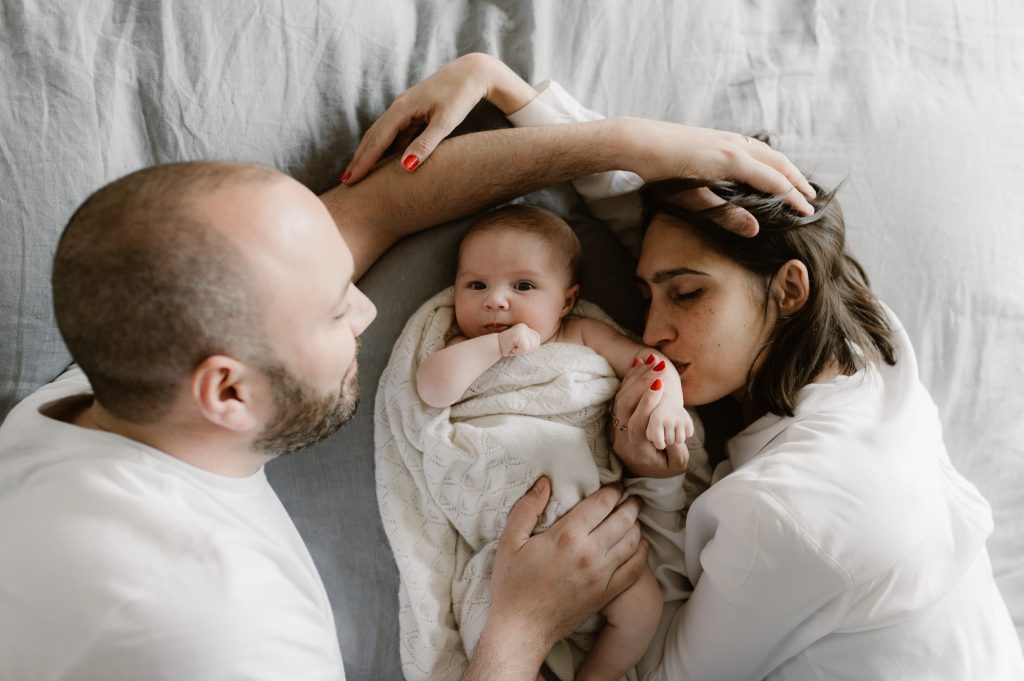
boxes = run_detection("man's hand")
[342,53,537,184]
[614,117,816,218]
[464,478,649,681]
[497,323,541,357]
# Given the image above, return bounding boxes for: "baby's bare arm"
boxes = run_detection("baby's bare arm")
[416,324,541,408]
[416,334,501,408]
[571,318,651,377]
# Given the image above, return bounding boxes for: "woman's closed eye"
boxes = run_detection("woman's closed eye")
[672,288,704,303]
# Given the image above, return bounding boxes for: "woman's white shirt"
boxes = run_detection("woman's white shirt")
[641,314,1023,680]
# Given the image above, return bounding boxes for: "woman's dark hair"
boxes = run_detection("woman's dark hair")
[640,171,896,417]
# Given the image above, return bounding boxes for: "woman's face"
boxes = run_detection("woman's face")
[636,216,775,406]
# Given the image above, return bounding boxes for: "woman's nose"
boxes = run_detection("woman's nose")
[641,301,673,348]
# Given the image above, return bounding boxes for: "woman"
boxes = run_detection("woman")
[614,179,1023,679]
[350,55,1024,679]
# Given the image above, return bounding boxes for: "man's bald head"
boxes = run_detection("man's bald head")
[52,161,285,423]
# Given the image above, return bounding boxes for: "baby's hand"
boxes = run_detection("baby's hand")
[646,399,695,453]
[498,323,541,357]
[644,361,695,452]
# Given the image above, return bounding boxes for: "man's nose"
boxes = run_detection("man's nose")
[350,285,377,335]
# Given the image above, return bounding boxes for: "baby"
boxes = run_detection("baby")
[416,204,693,681]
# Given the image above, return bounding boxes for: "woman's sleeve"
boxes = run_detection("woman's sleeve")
[506,81,645,255]
[640,483,853,681]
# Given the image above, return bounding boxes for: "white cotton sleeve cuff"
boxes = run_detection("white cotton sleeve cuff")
[507,80,645,255]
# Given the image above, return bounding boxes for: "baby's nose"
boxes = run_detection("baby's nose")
[485,290,509,309]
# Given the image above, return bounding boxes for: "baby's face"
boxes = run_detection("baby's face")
[454,229,577,343]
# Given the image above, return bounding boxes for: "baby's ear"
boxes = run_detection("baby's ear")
[561,283,581,316]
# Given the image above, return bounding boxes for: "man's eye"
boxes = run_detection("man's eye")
[514,281,535,291]
[468,281,486,290]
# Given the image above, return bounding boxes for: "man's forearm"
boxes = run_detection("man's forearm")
[462,618,549,681]
[322,119,627,279]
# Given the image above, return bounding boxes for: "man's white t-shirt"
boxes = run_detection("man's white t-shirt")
[0,368,345,680]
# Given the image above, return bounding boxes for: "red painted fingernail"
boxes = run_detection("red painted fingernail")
[340,171,352,183]
[654,360,666,371]
[651,379,663,391]
[645,354,655,365]
[631,358,640,368]
[402,154,420,171]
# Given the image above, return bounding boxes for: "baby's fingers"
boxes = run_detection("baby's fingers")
[646,422,667,451]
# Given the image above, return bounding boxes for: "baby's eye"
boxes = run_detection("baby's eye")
[467,281,486,291]
[513,281,535,291]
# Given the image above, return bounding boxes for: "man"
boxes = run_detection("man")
[0,55,813,680]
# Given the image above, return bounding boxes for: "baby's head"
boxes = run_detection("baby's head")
[454,205,581,342]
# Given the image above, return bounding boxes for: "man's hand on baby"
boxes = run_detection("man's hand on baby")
[498,323,541,357]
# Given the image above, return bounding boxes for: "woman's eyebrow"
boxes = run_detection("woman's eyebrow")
[644,267,709,284]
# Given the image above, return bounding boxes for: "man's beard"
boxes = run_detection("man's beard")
[252,356,360,456]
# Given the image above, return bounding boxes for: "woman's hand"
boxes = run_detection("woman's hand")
[468,477,648,679]
[342,53,537,184]
[611,357,690,477]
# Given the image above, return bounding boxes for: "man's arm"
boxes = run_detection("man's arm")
[322,115,814,279]
[323,119,621,279]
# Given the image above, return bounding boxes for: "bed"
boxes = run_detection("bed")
[1,1,1021,678]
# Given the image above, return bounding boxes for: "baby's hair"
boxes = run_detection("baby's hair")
[641,171,896,418]
[461,204,582,284]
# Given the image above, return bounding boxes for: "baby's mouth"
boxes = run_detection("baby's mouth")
[484,323,510,333]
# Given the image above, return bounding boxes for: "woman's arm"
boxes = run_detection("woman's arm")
[342,53,537,183]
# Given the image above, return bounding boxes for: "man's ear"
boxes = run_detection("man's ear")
[771,259,810,316]
[190,355,263,432]
[561,283,581,317]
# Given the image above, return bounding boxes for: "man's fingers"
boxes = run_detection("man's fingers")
[605,537,650,601]
[757,144,816,201]
[587,495,641,553]
[736,146,815,216]
[602,514,642,566]
[501,477,551,549]
[553,484,624,537]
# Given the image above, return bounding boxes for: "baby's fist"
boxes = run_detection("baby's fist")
[498,323,541,357]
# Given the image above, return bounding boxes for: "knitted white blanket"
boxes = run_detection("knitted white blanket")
[375,288,629,681]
